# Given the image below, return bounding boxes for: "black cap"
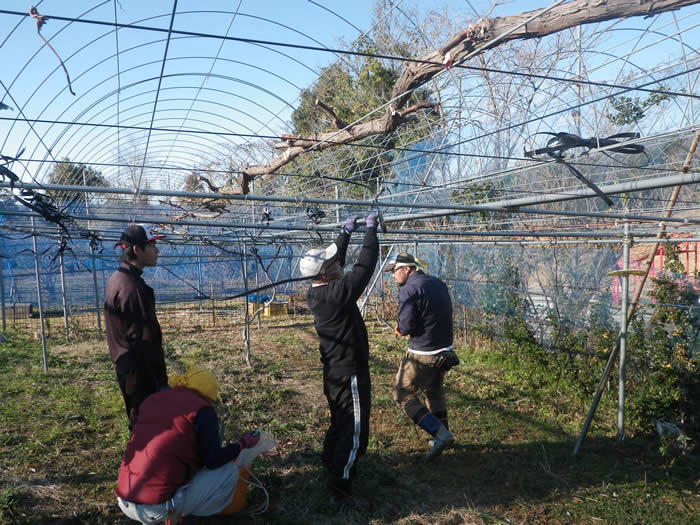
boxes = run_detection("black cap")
[119,224,165,248]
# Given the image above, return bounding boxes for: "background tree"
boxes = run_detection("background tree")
[47,158,109,214]
[287,34,436,200]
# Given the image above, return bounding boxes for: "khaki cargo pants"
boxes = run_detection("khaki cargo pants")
[393,351,446,421]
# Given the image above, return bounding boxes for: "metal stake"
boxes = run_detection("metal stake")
[618,223,631,442]
[59,246,69,338]
[0,236,6,335]
[241,243,251,365]
[196,245,204,311]
[90,242,102,337]
[31,218,48,372]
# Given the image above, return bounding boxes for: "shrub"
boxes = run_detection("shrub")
[625,245,700,441]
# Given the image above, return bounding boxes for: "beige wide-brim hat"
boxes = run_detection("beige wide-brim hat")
[384,252,422,272]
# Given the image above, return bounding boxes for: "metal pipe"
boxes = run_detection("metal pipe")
[241,243,251,366]
[255,260,261,330]
[196,245,204,311]
[90,242,103,337]
[31,217,49,372]
[618,223,631,442]
[0,236,6,335]
[4,167,700,217]
[0,209,685,239]
[59,248,70,338]
[6,210,700,250]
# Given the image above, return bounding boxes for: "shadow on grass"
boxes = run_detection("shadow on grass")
[7,436,698,525]
[247,436,698,525]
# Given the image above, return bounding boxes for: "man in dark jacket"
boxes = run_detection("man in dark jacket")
[104,224,168,429]
[300,213,378,505]
[385,253,457,460]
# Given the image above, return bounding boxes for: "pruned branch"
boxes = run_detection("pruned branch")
[239,0,699,191]
[315,98,347,129]
[399,101,438,118]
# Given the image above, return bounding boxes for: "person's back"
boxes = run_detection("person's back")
[307,256,374,375]
[116,365,264,524]
[301,213,378,507]
[117,386,209,504]
[399,271,453,352]
[385,254,457,460]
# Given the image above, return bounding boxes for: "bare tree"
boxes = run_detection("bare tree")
[232,0,698,192]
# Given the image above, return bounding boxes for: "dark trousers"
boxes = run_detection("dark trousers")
[116,371,159,430]
[322,369,371,487]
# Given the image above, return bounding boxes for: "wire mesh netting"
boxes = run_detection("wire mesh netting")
[0,0,699,346]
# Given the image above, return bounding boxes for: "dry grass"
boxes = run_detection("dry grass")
[1,311,698,524]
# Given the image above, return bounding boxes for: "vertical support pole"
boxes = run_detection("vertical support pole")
[196,245,203,312]
[210,284,216,326]
[463,304,467,347]
[241,243,251,365]
[0,237,6,335]
[90,241,102,336]
[255,259,261,330]
[617,223,631,442]
[379,257,385,321]
[335,185,341,223]
[59,248,70,338]
[83,168,101,337]
[31,218,48,372]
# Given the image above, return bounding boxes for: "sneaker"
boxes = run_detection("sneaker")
[425,426,454,461]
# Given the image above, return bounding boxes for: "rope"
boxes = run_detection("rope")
[241,468,270,516]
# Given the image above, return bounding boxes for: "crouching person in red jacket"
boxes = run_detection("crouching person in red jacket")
[116,365,260,524]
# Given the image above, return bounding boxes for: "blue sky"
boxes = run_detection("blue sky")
[1,1,697,191]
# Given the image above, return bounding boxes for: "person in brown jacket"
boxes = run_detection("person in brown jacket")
[104,224,168,429]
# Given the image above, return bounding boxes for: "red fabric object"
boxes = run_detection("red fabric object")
[116,387,211,504]
[238,431,260,450]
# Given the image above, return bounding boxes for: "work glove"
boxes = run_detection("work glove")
[238,430,261,449]
[366,212,377,229]
[343,215,359,234]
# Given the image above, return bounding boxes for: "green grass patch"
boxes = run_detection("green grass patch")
[1,318,698,524]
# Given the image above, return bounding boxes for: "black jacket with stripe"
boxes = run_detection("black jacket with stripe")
[307,227,378,377]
